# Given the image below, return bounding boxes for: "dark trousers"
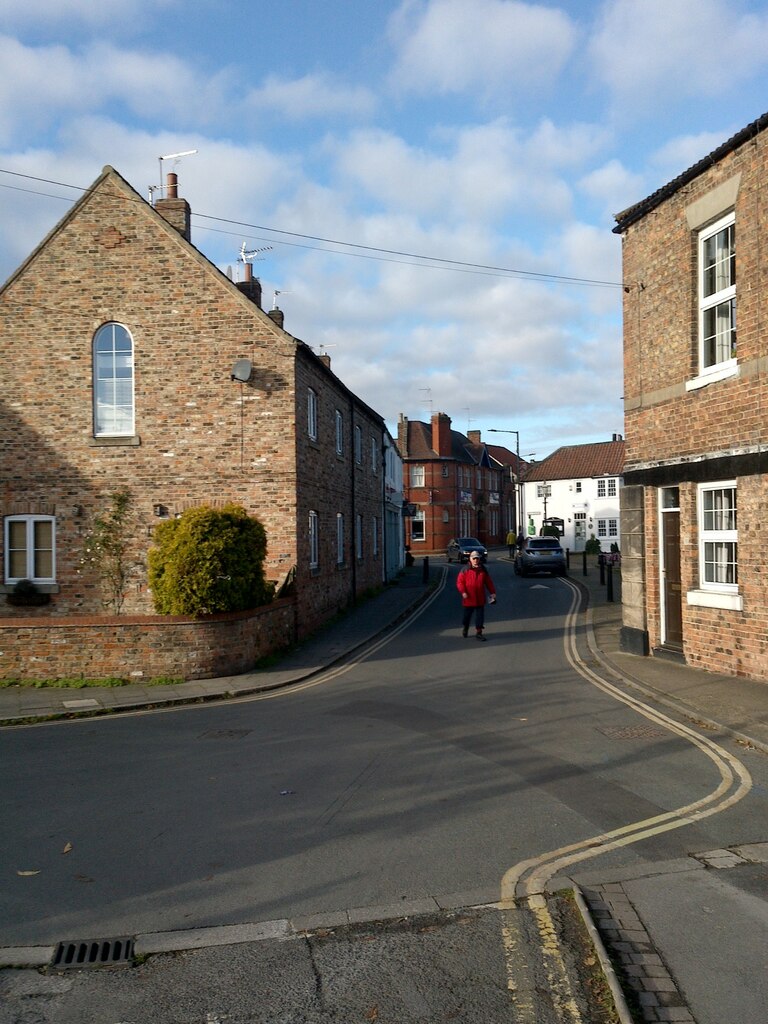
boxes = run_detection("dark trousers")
[462,605,485,631]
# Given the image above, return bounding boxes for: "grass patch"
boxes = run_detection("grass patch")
[0,676,184,689]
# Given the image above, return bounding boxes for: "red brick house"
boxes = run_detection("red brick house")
[614,111,768,680]
[0,166,393,675]
[397,413,520,554]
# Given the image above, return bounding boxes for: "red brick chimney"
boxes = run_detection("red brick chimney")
[432,412,452,456]
[235,261,263,308]
[155,172,191,241]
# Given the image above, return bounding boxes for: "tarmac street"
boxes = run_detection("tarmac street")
[1,553,767,1024]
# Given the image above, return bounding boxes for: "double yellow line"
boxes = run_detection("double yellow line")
[498,579,752,1022]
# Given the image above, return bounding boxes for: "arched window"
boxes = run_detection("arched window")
[93,323,134,436]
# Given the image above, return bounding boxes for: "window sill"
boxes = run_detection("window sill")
[687,588,743,611]
[685,361,738,392]
[89,435,141,447]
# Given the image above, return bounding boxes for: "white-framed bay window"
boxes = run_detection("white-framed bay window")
[4,515,56,583]
[699,213,736,374]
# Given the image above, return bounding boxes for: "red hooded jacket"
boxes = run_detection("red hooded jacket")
[456,564,496,607]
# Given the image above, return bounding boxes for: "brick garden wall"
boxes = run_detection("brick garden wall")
[0,598,295,682]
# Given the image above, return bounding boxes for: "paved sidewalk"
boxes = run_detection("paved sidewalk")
[0,563,437,726]
[577,556,768,756]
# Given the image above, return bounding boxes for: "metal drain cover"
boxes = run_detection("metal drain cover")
[52,936,135,969]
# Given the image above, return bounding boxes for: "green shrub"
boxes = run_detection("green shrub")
[585,534,602,555]
[148,503,272,616]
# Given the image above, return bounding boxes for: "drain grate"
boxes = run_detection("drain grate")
[598,724,668,739]
[52,936,135,969]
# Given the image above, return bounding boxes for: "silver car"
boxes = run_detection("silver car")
[514,536,567,577]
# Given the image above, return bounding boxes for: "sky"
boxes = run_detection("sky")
[2,0,768,459]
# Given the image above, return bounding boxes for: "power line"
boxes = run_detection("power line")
[0,166,623,289]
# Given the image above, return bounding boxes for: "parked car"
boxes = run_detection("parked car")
[514,536,567,576]
[447,537,488,563]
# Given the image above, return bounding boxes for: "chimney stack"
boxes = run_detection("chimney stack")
[267,306,284,329]
[235,261,263,308]
[155,172,191,241]
[432,412,452,456]
[468,429,481,445]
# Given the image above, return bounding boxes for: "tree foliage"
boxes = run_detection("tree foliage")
[148,504,272,616]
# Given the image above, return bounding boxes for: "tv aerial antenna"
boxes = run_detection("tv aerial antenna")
[239,241,272,264]
[148,149,198,203]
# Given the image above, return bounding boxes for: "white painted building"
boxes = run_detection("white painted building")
[522,438,625,553]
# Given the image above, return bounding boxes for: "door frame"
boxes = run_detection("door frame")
[658,486,683,649]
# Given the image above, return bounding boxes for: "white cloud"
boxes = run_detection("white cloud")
[245,74,377,121]
[650,129,734,182]
[578,158,645,222]
[388,0,576,99]
[331,120,587,223]
[0,36,221,143]
[590,0,768,111]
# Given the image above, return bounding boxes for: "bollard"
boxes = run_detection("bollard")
[599,553,605,584]
[582,549,587,576]
[606,563,614,602]
[422,555,429,584]
[566,547,570,570]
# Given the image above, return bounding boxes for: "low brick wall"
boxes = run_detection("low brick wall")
[0,598,296,682]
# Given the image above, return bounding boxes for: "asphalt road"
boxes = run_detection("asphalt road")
[2,555,766,1023]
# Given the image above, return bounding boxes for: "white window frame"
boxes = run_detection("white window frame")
[4,515,56,584]
[309,510,319,569]
[607,479,617,497]
[336,513,344,565]
[697,481,738,593]
[694,212,737,383]
[597,519,608,538]
[335,410,344,455]
[597,479,606,498]
[410,465,425,487]
[93,322,135,437]
[307,388,318,441]
[411,510,425,541]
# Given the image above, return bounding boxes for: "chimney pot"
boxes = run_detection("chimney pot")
[431,412,452,457]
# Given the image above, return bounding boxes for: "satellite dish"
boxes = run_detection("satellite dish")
[231,359,252,383]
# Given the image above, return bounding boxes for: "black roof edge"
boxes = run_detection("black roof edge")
[613,110,768,234]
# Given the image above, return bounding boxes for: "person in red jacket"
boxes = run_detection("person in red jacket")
[456,552,496,640]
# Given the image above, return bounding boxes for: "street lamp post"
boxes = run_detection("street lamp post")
[488,428,522,534]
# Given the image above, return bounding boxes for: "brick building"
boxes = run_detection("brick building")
[614,111,768,680]
[0,165,395,651]
[397,413,519,554]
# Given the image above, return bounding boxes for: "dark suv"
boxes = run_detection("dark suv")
[514,536,567,577]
